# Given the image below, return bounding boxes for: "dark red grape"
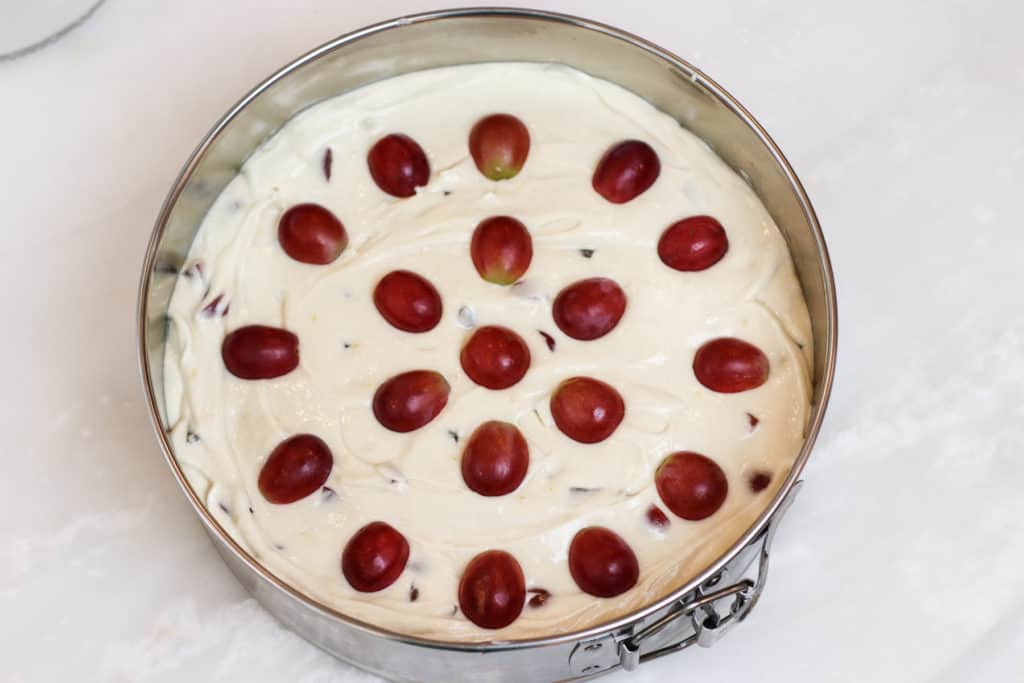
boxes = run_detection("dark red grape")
[658,215,728,271]
[749,471,772,493]
[258,434,333,504]
[373,270,443,333]
[528,588,551,608]
[693,338,770,393]
[201,294,229,318]
[342,521,410,592]
[372,370,450,432]
[221,325,299,380]
[552,277,626,341]
[460,326,531,390]
[592,140,660,203]
[367,134,430,197]
[469,114,530,180]
[458,550,525,629]
[470,216,533,285]
[655,451,728,521]
[568,527,639,598]
[278,203,348,265]
[550,377,624,443]
[322,147,333,181]
[646,505,670,529]
[461,421,529,496]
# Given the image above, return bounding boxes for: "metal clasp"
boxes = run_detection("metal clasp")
[616,480,804,672]
[618,579,755,670]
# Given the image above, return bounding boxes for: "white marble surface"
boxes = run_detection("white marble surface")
[2,1,1022,681]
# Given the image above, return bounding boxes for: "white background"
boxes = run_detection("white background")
[3,1,1023,681]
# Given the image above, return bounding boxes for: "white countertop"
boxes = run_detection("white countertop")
[3,1,1023,681]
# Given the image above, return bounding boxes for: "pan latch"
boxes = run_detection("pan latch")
[617,578,755,670]
[569,480,802,678]
[618,479,802,671]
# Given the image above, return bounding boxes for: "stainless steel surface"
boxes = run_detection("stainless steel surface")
[137,8,837,683]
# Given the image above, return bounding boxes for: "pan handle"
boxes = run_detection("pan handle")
[617,480,803,671]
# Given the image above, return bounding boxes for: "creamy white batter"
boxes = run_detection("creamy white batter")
[163,62,812,641]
